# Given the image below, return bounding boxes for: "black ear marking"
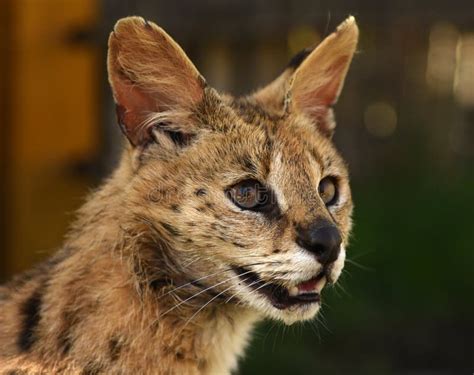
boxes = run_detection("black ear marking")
[287,47,313,70]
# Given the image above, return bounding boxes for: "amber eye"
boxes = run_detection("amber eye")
[318,177,338,206]
[227,179,269,210]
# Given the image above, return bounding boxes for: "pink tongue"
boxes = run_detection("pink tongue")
[297,278,318,292]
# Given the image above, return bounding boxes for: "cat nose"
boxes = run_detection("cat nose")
[296,221,342,265]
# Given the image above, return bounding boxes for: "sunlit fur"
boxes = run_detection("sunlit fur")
[0,16,358,374]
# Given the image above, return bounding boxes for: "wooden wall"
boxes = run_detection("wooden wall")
[1,0,100,279]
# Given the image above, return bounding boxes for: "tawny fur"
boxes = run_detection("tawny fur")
[0,16,358,374]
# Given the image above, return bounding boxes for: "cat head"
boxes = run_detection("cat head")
[107,16,358,324]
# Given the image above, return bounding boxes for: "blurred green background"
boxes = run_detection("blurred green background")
[0,0,473,373]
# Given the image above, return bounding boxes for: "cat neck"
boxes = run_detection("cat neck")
[56,239,260,374]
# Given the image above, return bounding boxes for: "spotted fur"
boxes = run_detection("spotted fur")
[0,16,359,374]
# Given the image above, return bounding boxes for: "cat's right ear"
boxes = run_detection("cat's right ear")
[253,17,358,137]
[107,17,206,147]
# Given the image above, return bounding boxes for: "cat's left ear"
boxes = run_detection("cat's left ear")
[289,16,358,137]
[254,16,358,137]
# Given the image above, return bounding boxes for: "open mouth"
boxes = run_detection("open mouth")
[233,266,326,310]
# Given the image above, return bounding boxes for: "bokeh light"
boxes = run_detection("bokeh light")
[364,101,397,138]
[454,33,474,107]
[426,22,459,95]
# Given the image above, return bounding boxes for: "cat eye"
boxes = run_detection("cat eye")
[227,179,270,210]
[318,177,338,206]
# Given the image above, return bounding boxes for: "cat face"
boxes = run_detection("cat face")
[108,16,358,324]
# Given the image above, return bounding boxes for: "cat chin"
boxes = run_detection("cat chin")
[267,302,321,326]
[241,292,321,325]
[230,269,333,325]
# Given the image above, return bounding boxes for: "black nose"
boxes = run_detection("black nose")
[296,221,342,265]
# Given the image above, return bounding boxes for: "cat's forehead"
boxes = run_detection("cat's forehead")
[223,96,343,171]
[228,97,283,125]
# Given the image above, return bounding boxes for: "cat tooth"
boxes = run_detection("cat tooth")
[288,286,299,296]
[314,277,327,293]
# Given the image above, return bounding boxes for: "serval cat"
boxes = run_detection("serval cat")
[0,15,359,375]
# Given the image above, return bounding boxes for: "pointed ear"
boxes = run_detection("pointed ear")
[253,48,313,114]
[289,16,359,136]
[252,68,294,115]
[107,17,206,147]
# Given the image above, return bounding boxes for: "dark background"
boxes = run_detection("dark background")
[1,1,473,373]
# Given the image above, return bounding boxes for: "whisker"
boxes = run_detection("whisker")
[315,309,332,334]
[345,258,373,272]
[158,269,258,319]
[349,249,375,260]
[224,277,264,304]
[130,272,255,347]
[231,279,274,308]
[251,280,273,294]
[332,280,351,298]
[181,278,252,330]
[161,261,281,298]
[262,320,278,349]
[309,319,322,343]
